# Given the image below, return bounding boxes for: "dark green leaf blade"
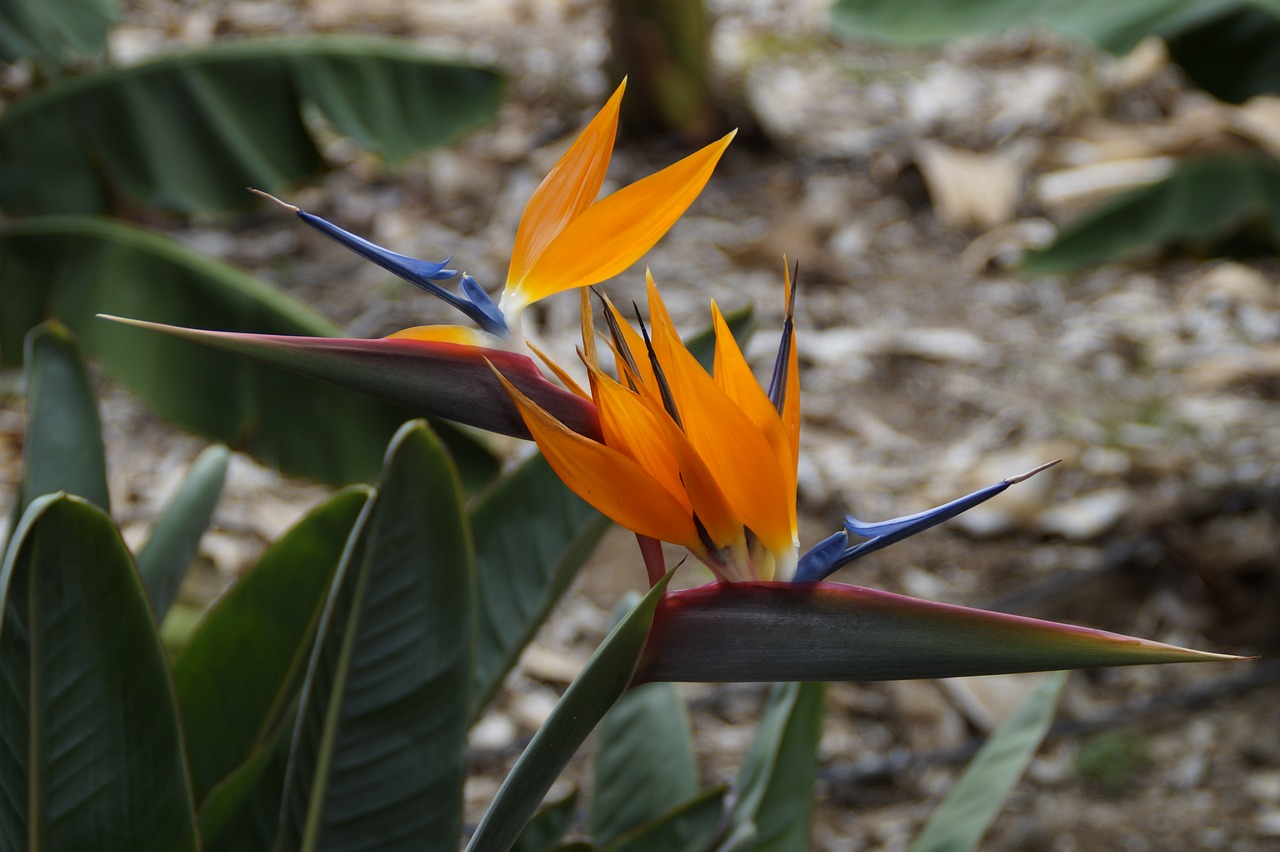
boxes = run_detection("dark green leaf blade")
[171,486,369,805]
[728,682,825,852]
[278,421,474,852]
[1025,154,1280,273]
[1164,4,1280,103]
[0,494,198,851]
[828,0,1247,55]
[470,453,610,715]
[637,581,1245,683]
[590,682,699,845]
[0,0,116,69]
[466,571,676,852]
[138,443,229,622]
[605,787,728,852]
[911,671,1068,852]
[0,216,499,487]
[0,36,501,215]
[15,320,109,524]
[511,792,579,852]
[200,712,297,852]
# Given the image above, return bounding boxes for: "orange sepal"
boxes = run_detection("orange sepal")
[511,130,735,306]
[493,364,703,549]
[527,339,590,399]
[646,278,794,555]
[589,363,689,511]
[507,81,625,292]
[387,325,491,346]
[711,301,798,539]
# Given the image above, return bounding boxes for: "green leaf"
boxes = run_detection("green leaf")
[0,494,198,851]
[636,581,1245,683]
[0,36,502,215]
[728,682,826,852]
[171,486,370,805]
[605,787,727,852]
[200,712,297,852]
[590,682,699,845]
[466,571,677,852]
[137,443,229,622]
[1025,154,1280,273]
[14,321,109,525]
[0,0,116,70]
[911,671,1067,852]
[470,453,611,716]
[278,421,473,852]
[0,216,499,488]
[511,792,579,852]
[1164,4,1280,102]
[828,0,1274,55]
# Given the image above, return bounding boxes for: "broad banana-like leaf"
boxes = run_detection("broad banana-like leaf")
[0,494,198,851]
[911,671,1068,852]
[0,0,115,70]
[1,216,499,488]
[605,788,727,852]
[0,36,502,215]
[1164,4,1280,103]
[591,681,700,845]
[1024,154,1280,273]
[466,571,676,852]
[727,682,826,852]
[277,421,473,852]
[511,792,578,852]
[106,316,603,441]
[829,0,1276,55]
[172,487,370,804]
[829,0,1280,105]
[635,582,1245,683]
[12,321,110,529]
[470,453,611,716]
[137,443,229,622]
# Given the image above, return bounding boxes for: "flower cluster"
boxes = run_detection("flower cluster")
[261,80,1057,587]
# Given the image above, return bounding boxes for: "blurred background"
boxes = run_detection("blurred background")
[1,0,1277,848]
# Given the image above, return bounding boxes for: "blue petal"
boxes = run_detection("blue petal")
[295,209,508,337]
[459,273,507,337]
[843,480,1010,540]
[795,460,1061,583]
[795,530,848,583]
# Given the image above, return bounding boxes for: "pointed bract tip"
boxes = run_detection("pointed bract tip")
[1007,459,1062,484]
[247,187,299,212]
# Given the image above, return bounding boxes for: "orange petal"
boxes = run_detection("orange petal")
[646,278,794,555]
[506,81,625,292]
[637,384,746,567]
[526,340,589,399]
[493,364,702,548]
[589,363,688,508]
[387,325,491,346]
[711,301,797,540]
[512,130,735,305]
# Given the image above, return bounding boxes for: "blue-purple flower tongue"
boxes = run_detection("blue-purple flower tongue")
[794,460,1060,582]
[249,189,508,337]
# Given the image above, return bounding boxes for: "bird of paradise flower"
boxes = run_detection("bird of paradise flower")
[106,80,1243,684]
